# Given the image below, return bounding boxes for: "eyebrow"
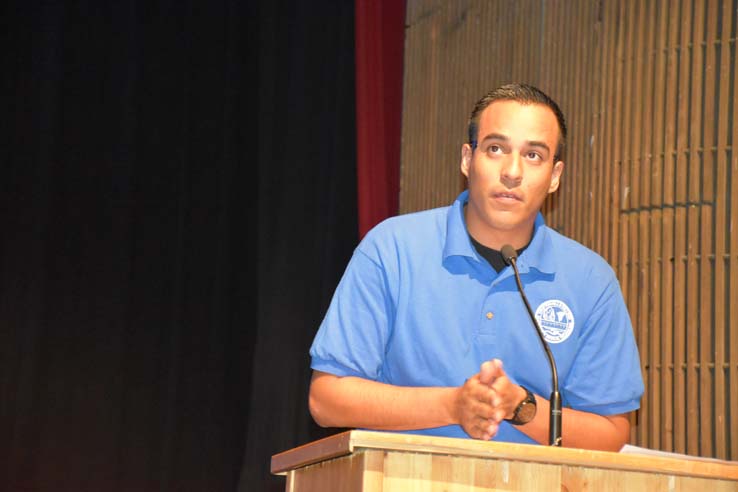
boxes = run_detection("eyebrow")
[479,133,551,153]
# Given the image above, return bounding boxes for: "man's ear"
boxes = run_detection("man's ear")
[548,160,564,193]
[460,143,473,178]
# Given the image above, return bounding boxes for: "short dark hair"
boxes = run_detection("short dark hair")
[467,83,567,161]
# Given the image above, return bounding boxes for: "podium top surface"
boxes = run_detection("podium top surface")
[271,430,738,481]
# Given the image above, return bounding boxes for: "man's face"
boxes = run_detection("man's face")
[460,100,564,249]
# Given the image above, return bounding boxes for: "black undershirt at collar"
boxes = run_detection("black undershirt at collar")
[469,235,529,273]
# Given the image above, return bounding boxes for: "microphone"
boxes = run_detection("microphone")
[501,244,562,447]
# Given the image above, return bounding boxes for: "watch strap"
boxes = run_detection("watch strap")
[505,385,536,425]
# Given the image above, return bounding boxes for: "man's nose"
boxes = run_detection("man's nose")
[500,152,523,184]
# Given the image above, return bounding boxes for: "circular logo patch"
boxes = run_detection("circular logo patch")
[534,299,575,344]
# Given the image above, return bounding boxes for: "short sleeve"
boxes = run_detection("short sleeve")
[562,274,644,415]
[309,248,394,381]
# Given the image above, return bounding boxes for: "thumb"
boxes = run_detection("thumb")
[490,358,504,377]
[479,359,498,385]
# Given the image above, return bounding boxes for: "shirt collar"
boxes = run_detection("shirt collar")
[443,190,477,260]
[443,190,556,275]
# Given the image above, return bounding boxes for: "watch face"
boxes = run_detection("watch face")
[506,387,537,425]
[517,401,536,423]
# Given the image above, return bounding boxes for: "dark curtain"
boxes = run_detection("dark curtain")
[1,1,356,491]
[238,1,358,491]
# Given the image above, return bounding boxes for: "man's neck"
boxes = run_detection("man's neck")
[463,208,535,250]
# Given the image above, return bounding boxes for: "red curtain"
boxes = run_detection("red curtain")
[355,0,405,238]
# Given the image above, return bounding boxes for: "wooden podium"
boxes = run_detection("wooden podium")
[271,430,738,491]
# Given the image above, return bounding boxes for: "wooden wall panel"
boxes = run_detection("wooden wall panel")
[400,0,738,460]
[729,0,738,461]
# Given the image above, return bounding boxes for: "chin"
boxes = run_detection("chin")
[485,214,535,235]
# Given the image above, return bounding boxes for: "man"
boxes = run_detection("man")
[308,84,644,450]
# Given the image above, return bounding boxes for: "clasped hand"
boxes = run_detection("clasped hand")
[455,359,525,440]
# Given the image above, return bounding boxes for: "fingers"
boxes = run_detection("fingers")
[457,359,528,440]
[489,379,527,421]
[462,413,500,440]
[462,376,496,415]
[479,361,494,385]
[490,358,504,376]
[477,359,517,424]
[474,419,499,441]
[479,358,503,385]
[457,361,512,440]
[457,376,500,440]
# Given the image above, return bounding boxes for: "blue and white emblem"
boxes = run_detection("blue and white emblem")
[534,299,575,344]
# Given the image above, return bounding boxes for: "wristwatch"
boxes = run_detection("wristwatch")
[505,386,537,425]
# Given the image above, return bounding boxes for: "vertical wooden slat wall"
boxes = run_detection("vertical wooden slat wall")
[400,0,737,460]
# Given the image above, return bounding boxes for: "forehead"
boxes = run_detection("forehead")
[477,100,560,145]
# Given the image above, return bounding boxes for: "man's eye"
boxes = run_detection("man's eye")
[487,145,502,154]
[526,151,542,160]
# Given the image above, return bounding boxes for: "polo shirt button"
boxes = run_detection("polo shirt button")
[486,312,494,320]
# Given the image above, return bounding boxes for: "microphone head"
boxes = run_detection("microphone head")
[501,244,517,265]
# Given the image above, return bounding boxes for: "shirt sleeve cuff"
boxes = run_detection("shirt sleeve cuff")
[310,357,372,379]
[573,398,641,416]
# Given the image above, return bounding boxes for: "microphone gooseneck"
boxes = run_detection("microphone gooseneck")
[501,244,562,447]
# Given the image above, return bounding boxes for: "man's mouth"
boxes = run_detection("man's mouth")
[493,191,522,202]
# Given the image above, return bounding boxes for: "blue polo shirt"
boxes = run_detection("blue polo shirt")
[310,191,644,444]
